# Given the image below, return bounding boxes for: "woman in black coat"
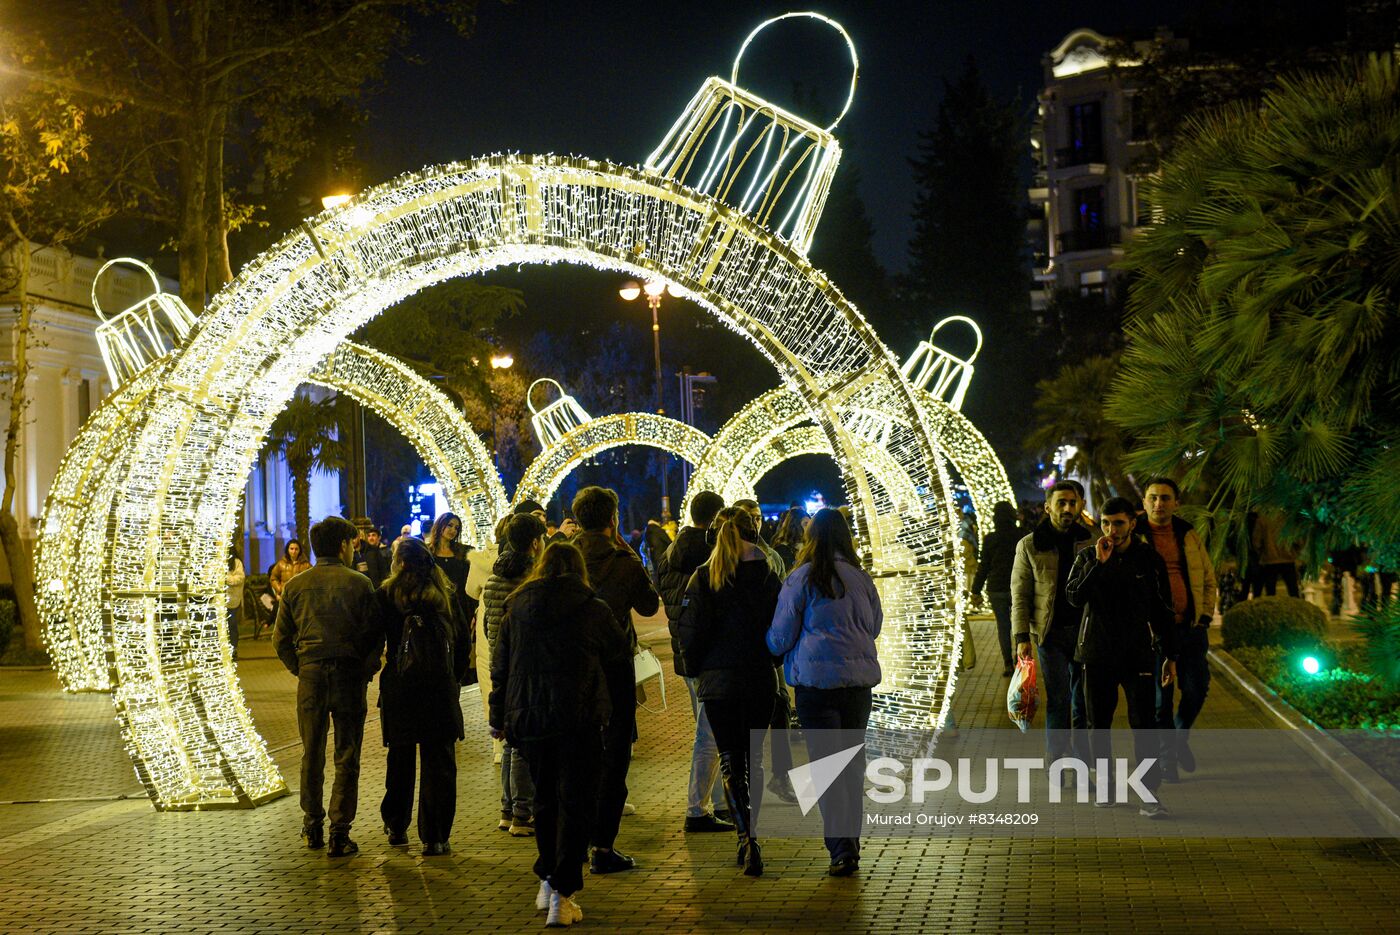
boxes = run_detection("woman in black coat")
[676,509,782,876]
[489,541,629,926]
[375,537,472,856]
[970,501,1023,676]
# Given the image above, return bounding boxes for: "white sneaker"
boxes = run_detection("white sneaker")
[546,891,582,927]
[621,802,637,816]
[536,880,553,911]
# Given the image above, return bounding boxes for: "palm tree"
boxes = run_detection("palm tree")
[264,390,347,547]
[1026,354,1136,510]
[1107,55,1400,566]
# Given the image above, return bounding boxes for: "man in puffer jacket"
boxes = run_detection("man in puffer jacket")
[657,490,730,832]
[483,513,547,836]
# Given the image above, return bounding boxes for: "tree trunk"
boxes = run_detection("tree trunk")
[291,465,312,552]
[204,106,233,294]
[177,2,211,312]
[0,225,44,652]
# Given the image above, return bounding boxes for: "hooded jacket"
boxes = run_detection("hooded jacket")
[483,548,533,650]
[488,574,629,744]
[1065,540,1179,669]
[676,557,782,701]
[1011,519,1092,646]
[658,525,713,677]
[766,557,883,689]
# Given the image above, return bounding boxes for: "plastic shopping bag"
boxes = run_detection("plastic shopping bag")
[1006,655,1038,732]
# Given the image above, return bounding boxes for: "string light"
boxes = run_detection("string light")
[34,14,972,807]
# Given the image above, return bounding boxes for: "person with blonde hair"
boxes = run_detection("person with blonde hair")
[490,541,629,927]
[676,508,782,876]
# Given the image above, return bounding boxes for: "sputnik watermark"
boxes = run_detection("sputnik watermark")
[789,744,1157,810]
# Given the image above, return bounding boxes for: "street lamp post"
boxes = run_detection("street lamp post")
[489,353,514,469]
[620,279,684,516]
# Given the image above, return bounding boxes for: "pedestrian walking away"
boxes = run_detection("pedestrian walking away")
[767,508,882,877]
[971,501,1021,677]
[490,542,630,927]
[272,516,379,858]
[676,508,782,876]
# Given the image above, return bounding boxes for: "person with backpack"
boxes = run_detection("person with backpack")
[490,542,630,927]
[676,509,782,876]
[372,537,472,856]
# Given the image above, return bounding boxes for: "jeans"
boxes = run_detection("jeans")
[794,685,872,863]
[296,660,368,833]
[1083,661,1162,795]
[683,677,725,817]
[1156,625,1211,761]
[521,730,602,898]
[500,742,536,819]
[988,592,1013,669]
[592,696,634,851]
[382,741,457,844]
[227,608,240,660]
[1037,632,1089,764]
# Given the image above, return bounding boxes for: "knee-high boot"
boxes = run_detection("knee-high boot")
[719,750,762,876]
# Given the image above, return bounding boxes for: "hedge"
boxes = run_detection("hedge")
[1221,596,1328,651]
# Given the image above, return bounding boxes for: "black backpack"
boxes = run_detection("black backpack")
[396,610,454,681]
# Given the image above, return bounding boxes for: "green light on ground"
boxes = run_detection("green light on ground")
[1301,656,1321,675]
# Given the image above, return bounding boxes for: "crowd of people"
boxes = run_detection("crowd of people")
[268,489,882,927]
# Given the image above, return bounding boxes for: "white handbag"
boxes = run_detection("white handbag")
[633,647,667,713]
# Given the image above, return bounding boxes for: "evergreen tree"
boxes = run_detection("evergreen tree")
[906,58,1030,456]
[808,159,901,347]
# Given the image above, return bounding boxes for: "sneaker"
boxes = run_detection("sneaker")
[546,891,582,927]
[536,880,554,912]
[684,813,735,833]
[384,825,409,847]
[1139,800,1169,819]
[422,841,451,856]
[1093,799,1116,809]
[498,811,513,832]
[1161,762,1180,783]
[621,802,637,816]
[327,833,358,858]
[713,808,734,824]
[510,816,536,837]
[827,856,859,877]
[1178,739,1197,773]
[589,847,636,874]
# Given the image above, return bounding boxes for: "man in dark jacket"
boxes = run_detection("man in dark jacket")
[572,486,661,873]
[273,515,378,857]
[656,490,730,833]
[356,528,392,588]
[1066,497,1178,818]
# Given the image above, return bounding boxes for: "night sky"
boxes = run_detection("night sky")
[364,0,1224,271]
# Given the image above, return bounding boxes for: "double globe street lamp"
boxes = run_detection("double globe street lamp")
[620,278,686,515]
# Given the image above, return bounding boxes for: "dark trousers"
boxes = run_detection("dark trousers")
[1037,631,1089,764]
[988,592,1013,669]
[381,742,457,845]
[794,685,872,862]
[296,660,368,833]
[1155,625,1210,762]
[706,687,776,832]
[1258,563,1300,597]
[592,699,634,851]
[522,731,602,898]
[1083,661,1162,795]
[767,678,794,777]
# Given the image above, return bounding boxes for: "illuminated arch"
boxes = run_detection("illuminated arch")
[722,424,920,510]
[685,385,1014,544]
[513,412,712,510]
[38,153,957,808]
[36,341,508,695]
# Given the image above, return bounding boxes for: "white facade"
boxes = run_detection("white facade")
[0,244,341,580]
[1028,28,1181,309]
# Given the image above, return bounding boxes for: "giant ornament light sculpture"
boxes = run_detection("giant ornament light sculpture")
[35,13,995,808]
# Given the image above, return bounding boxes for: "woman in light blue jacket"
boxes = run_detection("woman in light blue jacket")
[766,508,881,877]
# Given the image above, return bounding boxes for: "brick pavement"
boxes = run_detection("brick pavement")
[0,614,1397,933]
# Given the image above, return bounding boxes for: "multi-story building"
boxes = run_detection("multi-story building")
[1028,27,1181,310]
[0,244,341,580]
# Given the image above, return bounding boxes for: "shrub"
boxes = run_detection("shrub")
[0,598,13,657]
[1232,644,1400,731]
[1354,602,1400,689]
[1221,596,1328,651]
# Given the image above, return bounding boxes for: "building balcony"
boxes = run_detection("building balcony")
[1056,228,1121,254]
[1054,145,1105,169]
[1028,185,1049,204]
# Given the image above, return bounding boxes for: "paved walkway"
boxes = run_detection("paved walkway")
[0,615,1397,933]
